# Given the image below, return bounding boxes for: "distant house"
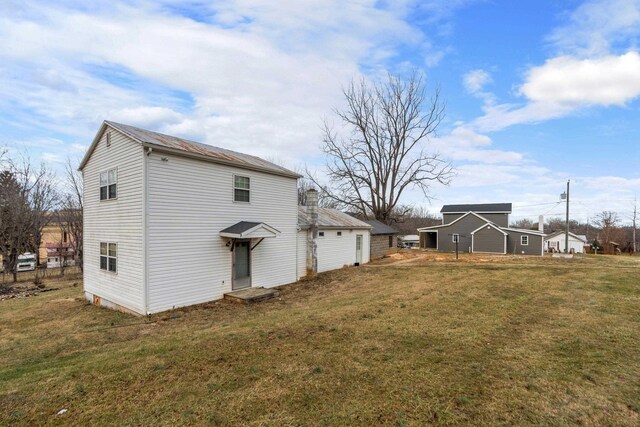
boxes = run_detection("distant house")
[362,219,398,259]
[544,231,588,253]
[418,203,544,256]
[79,121,370,315]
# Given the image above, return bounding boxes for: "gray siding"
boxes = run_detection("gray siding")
[472,225,505,253]
[436,214,489,252]
[506,231,543,255]
[443,212,509,227]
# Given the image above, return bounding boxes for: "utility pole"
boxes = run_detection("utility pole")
[633,198,637,253]
[561,180,570,253]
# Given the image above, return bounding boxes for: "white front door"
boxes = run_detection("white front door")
[355,234,363,265]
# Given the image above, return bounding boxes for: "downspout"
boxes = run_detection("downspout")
[143,146,152,315]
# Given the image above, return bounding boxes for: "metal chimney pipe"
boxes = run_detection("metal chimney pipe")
[306,189,318,274]
[538,215,544,232]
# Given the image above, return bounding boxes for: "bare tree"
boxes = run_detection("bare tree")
[297,175,337,208]
[0,170,32,282]
[307,72,453,223]
[10,156,59,267]
[595,211,620,253]
[58,158,83,271]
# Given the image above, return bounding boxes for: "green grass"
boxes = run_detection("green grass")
[1,254,639,425]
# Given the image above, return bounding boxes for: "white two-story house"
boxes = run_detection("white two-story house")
[80,121,370,315]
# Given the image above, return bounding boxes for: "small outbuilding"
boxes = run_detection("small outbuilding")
[544,231,588,253]
[363,219,398,259]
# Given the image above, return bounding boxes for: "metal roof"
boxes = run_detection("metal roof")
[441,203,512,213]
[80,121,301,178]
[362,219,398,235]
[298,207,372,230]
[544,230,588,242]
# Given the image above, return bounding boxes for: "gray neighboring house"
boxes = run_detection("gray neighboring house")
[418,203,544,256]
[363,219,398,259]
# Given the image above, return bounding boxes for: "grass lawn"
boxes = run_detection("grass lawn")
[1,253,639,425]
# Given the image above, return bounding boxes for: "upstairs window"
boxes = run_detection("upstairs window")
[100,242,117,273]
[100,168,117,200]
[233,175,250,203]
[521,235,529,246]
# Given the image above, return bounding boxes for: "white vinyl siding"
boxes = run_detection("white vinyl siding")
[146,151,298,314]
[83,129,145,313]
[296,230,308,280]
[315,229,370,273]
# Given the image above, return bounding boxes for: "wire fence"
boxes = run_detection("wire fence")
[1,265,81,284]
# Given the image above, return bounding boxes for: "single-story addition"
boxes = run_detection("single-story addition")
[297,206,371,274]
[362,219,398,259]
[80,121,370,315]
[544,231,588,253]
[417,203,545,256]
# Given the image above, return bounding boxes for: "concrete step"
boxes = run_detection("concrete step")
[224,287,280,304]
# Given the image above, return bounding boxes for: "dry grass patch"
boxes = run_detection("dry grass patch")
[1,256,639,425]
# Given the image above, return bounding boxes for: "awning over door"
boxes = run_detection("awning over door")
[219,221,280,239]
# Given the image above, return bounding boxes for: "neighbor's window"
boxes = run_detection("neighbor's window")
[100,168,117,200]
[100,242,117,273]
[318,231,325,237]
[337,231,342,237]
[521,235,529,246]
[452,234,460,243]
[233,175,250,202]
[388,235,393,247]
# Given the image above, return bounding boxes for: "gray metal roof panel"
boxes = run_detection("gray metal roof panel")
[105,121,301,178]
[298,207,372,229]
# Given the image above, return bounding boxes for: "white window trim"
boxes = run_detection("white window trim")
[318,231,325,238]
[521,235,529,246]
[452,233,460,243]
[232,174,251,203]
[100,242,118,274]
[99,167,118,201]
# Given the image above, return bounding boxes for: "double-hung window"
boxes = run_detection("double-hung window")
[521,235,529,246]
[233,175,250,203]
[100,242,117,273]
[100,168,117,200]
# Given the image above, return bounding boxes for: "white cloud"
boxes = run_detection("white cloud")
[0,0,433,165]
[463,69,492,94]
[431,127,523,164]
[520,52,640,106]
[548,0,640,56]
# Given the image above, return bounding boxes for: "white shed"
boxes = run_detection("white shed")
[545,231,588,254]
[297,206,371,278]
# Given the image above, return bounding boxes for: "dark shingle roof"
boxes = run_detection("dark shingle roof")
[219,221,263,235]
[441,203,512,213]
[362,219,398,235]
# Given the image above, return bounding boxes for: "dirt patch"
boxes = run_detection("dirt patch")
[0,284,57,301]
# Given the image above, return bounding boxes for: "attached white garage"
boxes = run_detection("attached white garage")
[297,206,371,279]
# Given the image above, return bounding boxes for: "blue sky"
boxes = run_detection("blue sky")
[0,0,639,224]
